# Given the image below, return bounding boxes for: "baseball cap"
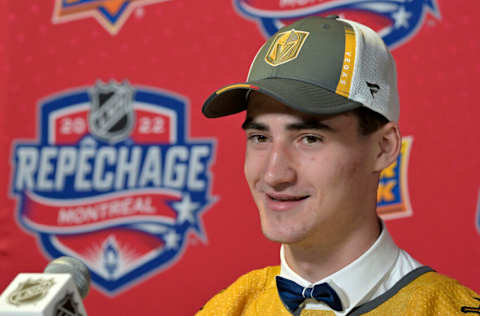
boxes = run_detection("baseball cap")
[202,15,399,122]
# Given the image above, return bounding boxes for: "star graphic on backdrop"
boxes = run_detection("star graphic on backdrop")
[53,0,168,35]
[101,0,128,16]
[164,230,180,249]
[392,7,412,29]
[173,193,199,224]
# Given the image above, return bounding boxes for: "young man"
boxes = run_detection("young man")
[197,16,479,315]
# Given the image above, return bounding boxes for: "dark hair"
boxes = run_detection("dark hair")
[351,106,389,135]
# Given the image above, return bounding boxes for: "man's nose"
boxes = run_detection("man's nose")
[262,142,296,189]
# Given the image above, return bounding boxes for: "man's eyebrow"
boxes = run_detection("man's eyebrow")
[241,118,268,131]
[286,119,335,132]
[241,117,335,132]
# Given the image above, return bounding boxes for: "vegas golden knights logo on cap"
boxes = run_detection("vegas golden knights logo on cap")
[265,29,309,66]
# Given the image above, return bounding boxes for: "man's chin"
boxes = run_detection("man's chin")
[261,227,306,245]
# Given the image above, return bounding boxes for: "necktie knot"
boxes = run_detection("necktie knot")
[276,276,343,313]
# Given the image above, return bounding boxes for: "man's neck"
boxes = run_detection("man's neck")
[283,218,381,283]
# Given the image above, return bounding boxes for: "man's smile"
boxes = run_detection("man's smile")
[266,193,310,201]
[264,192,310,211]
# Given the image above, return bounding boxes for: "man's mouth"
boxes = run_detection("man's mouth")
[266,194,310,202]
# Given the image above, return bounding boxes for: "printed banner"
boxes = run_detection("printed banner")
[1,1,479,315]
[234,0,440,48]
[10,81,216,294]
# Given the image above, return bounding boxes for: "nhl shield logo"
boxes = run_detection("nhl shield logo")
[265,29,309,66]
[11,81,216,295]
[88,81,135,143]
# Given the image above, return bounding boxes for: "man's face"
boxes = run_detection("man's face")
[243,92,381,248]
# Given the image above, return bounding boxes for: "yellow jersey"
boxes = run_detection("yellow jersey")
[196,266,480,316]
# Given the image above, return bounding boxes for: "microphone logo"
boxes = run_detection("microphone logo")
[7,278,55,306]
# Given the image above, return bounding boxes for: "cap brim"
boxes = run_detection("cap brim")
[202,78,362,118]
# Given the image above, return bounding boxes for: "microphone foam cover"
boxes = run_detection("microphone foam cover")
[44,256,91,299]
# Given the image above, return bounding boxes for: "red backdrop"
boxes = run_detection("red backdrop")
[0,1,479,315]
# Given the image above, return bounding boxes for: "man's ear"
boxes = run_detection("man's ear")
[373,122,401,172]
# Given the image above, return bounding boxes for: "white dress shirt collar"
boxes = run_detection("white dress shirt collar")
[279,223,399,315]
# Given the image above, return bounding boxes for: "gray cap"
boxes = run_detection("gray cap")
[202,15,399,121]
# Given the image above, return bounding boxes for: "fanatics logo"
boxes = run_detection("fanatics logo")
[366,82,381,98]
[265,29,309,66]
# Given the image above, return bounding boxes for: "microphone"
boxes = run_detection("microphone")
[0,256,90,315]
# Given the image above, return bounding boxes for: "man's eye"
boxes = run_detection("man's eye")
[301,135,323,144]
[248,135,268,143]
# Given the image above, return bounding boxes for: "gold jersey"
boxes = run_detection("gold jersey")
[196,266,479,316]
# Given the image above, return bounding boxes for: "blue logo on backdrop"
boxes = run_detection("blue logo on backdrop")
[11,81,216,294]
[234,0,440,48]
